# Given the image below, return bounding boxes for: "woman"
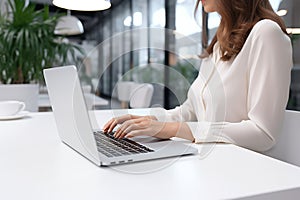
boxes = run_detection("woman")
[103,0,293,152]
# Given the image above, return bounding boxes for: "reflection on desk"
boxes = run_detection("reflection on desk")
[1,109,300,200]
[38,93,109,110]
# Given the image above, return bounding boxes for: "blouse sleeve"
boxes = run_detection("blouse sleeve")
[155,20,293,152]
[154,87,198,122]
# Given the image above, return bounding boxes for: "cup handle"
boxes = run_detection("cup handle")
[19,102,26,112]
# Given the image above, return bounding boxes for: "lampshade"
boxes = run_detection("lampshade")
[53,0,111,11]
[54,11,84,35]
[278,0,300,34]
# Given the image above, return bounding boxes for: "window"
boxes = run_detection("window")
[95,0,203,108]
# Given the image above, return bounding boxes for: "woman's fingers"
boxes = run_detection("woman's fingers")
[107,118,119,133]
[103,115,158,139]
[114,118,147,138]
[102,119,111,130]
[103,118,114,131]
[103,118,118,133]
[114,119,138,138]
[103,114,133,133]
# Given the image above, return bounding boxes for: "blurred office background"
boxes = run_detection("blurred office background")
[1,0,299,111]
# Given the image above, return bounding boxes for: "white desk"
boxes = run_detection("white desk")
[38,93,109,108]
[1,110,300,200]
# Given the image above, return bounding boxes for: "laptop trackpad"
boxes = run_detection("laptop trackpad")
[130,136,169,144]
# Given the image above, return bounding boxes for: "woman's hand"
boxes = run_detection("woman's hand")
[114,117,170,139]
[103,114,195,142]
[103,114,157,134]
[103,114,172,139]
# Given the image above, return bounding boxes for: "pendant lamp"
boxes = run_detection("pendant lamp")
[54,10,84,35]
[53,0,111,11]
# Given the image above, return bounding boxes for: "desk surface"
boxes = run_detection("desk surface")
[1,110,300,200]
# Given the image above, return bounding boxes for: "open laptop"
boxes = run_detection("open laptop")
[43,65,198,166]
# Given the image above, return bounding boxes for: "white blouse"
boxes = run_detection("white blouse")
[155,19,293,152]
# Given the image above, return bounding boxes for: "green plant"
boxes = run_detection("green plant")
[0,0,83,84]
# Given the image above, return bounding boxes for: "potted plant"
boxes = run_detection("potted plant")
[0,0,83,111]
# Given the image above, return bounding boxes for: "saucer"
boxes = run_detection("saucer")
[0,111,29,120]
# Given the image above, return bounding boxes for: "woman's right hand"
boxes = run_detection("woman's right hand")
[102,114,157,133]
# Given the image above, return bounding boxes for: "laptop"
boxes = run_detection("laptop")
[43,65,198,166]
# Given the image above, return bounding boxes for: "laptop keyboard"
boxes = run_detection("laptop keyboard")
[94,131,154,157]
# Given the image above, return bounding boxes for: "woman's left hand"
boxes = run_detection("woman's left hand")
[113,116,171,139]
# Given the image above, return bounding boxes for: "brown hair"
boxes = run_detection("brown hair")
[195,0,288,61]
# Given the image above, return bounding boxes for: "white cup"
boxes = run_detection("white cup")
[0,101,26,116]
